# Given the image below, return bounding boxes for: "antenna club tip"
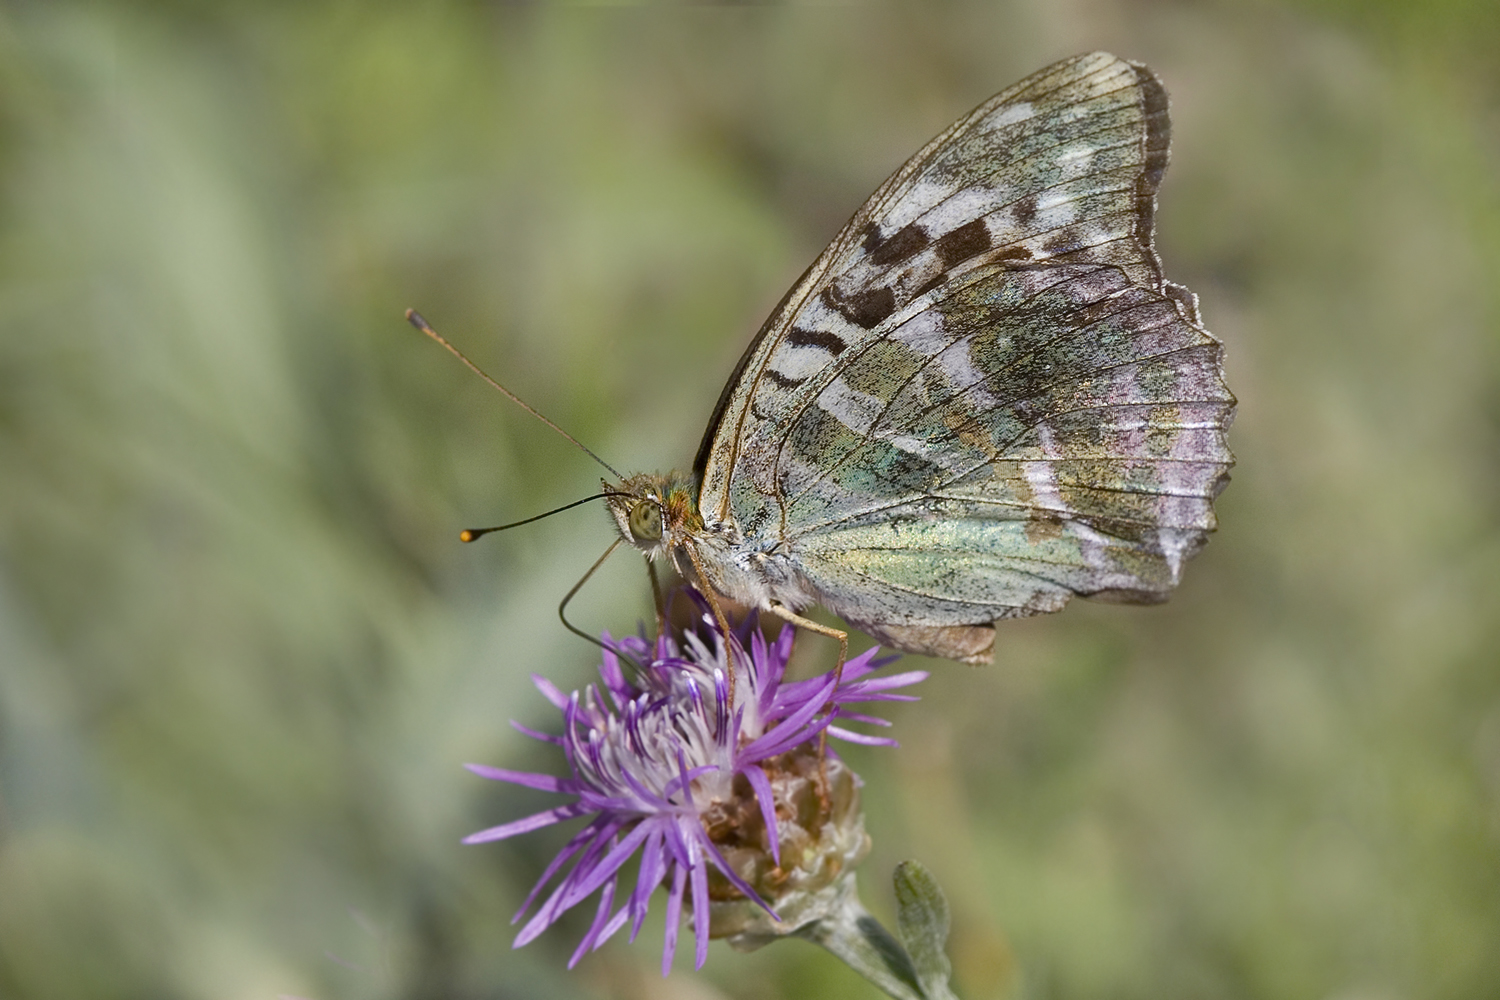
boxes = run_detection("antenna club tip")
[405,308,428,330]
[459,529,478,543]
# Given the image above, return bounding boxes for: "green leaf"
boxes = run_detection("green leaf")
[894,861,959,1000]
[797,871,926,1000]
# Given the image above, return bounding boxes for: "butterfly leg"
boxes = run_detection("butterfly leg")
[765,604,849,683]
[765,604,848,810]
[683,544,744,707]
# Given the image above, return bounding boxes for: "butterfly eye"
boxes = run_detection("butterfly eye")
[628,501,663,543]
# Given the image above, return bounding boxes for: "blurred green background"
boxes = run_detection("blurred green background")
[2,2,1498,998]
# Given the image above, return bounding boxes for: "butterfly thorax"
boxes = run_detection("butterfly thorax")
[606,470,813,612]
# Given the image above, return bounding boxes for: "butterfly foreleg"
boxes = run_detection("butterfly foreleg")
[683,542,745,707]
[764,603,849,693]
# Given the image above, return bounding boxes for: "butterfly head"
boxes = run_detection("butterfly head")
[605,471,702,558]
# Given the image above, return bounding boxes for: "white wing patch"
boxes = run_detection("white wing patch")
[815,379,884,437]
[987,101,1035,130]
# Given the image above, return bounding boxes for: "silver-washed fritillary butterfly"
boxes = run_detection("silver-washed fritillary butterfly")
[600,52,1235,665]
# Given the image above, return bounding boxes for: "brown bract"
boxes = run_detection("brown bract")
[702,750,871,949]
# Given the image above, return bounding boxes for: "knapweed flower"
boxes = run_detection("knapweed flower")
[464,591,926,973]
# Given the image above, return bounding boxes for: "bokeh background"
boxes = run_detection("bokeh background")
[2,2,1499,998]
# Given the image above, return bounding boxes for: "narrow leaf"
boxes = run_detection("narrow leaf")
[894,861,958,1000]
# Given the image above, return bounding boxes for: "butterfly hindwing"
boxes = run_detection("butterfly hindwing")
[692,52,1234,661]
[780,260,1232,649]
[780,262,1232,534]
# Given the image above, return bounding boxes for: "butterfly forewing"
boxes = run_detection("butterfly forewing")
[689,52,1233,662]
[700,54,1176,506]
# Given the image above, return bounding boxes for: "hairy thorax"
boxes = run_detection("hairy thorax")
[606,471,814,613]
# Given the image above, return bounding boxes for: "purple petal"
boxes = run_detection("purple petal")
[594,900,632,953]
[617,757,678,813]
[463,801,590,844]
[662,763,718,801]
[771,624,795,674]
[735,605,758,646]
[672,746,698,811]
[515,822,619,946]
[749,628,771,689]
[616,633,653,668]
[598,633,627,696]
[559,820,655,910]
[840,669,929,696]
[713,669,729,737]
[744,711,835,762]
[568,870,618,968]
[688,832,710,970]
[766,677,815,709]
[582,728,606,775]
[844,691,922,704]
[623,698,648,759]
[827,725,899,746]
[532,674,569,710]
[743,764,781,867]
[463,763,575,793]
[662,814,693,868]
[834,646,886,679]
[661,863,687,977]
[577,686,609,729]
[510,720,563,744]
[574,789,640,814]
[769,674,838,713]
[843,656,880,677]
[773,671,837,726]
[560,699,582,770]
[514,879,574,949]
[699,833,776,917]
[731,702,747,747]
[832,711,892,727]
[740,675,837,762]
[630,826,668,942]
[512,818,613,922]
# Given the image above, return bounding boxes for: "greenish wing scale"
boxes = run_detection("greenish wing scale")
[694,52,1235,661]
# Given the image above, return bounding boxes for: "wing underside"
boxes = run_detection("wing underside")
[695,52,1235,661]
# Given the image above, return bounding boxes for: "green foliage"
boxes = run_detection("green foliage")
[2,3,1498,999]
[895,862,958,1000]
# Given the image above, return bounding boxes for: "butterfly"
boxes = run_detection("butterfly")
[602,52,1234,665]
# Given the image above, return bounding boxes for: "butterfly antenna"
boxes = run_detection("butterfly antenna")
[460,492,630,543]
[405,309,624,480]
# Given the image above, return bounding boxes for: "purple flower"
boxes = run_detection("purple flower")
[464,592,926,974]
